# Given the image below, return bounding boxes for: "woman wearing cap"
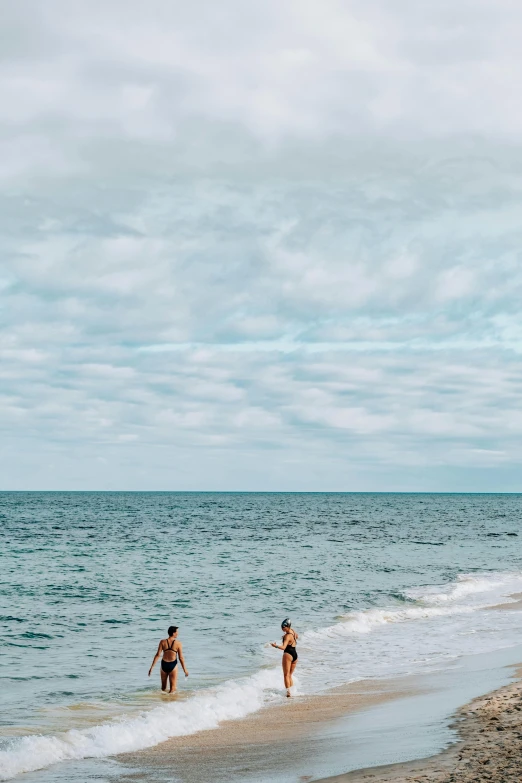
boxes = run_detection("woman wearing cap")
[271,619,298,697]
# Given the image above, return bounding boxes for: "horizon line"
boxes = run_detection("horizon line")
[1,489,521,495]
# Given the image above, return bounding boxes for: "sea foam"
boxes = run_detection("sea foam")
[0,668,281,780]
[2,571,522,781]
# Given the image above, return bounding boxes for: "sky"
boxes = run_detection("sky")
[1,0,522,491]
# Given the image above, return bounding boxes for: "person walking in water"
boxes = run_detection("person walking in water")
[271,619,298,697]
[148,625,189,693]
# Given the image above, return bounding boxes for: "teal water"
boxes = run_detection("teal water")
[1,492,522,781]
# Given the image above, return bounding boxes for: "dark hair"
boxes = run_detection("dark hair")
[168,626,178,636]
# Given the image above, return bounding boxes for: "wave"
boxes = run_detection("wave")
[0,668,281,781]
[301,604,475,643]
[301,572,522,644]
[404,572,522,606]
[2,571,522,781]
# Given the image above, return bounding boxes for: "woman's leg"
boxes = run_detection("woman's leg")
[289,659,298,687]
[160,666,168,692]
[168,665,179,693]
[282,653,293,695]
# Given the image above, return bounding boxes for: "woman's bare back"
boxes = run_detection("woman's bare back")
[161,636,179,662]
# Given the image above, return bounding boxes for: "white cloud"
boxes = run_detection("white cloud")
[2,1,522,488]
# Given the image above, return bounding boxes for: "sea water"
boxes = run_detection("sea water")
[1,492,521,781]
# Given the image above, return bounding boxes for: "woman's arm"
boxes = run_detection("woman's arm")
[271,632,291,651]
[148,641,163,676]
[177,642,189,676]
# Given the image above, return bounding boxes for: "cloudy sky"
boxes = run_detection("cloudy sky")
[2,0,522,490]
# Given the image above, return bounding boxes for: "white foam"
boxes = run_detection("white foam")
[294,570,522,698]
[302,603,476,643]
[405,572,522,606]
[301,571,522,645]
[3,571,522,781]
[0,668,281,781]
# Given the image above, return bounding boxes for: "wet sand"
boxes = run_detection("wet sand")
[488,592,522,611]
[119,664,522,783]
[120,678,415,782]
[315,595,522,782]
[119,597,522,783]
[318,668,522,783]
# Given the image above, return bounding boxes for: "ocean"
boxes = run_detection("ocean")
[1,492,522,782]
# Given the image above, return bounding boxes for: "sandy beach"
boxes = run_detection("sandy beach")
[118,661,522,783]
[118,652,522,783]
[115,597,522,783]
[318,667,522,783]
[120,678,415,783]
[5,0,522,775]
[4,492,522,783]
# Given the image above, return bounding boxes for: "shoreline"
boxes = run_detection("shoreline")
[119,677,416,782]
[115,599,522,783]
[119,651,522,783]
[316,665,522,783]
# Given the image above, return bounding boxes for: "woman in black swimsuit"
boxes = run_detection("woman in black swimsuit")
[271,618,298,697]
[148,625,189,693]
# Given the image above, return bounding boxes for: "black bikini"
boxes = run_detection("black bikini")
[283,630,298,662]
[161,639,178,674]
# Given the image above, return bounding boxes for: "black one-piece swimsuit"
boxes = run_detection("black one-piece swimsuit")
[283,631,298,662]
[161,640,178,674]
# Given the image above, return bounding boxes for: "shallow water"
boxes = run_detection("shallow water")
[1,492,522,781]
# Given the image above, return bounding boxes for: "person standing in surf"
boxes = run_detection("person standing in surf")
[148,625,189,693]
[271,618,298,697]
